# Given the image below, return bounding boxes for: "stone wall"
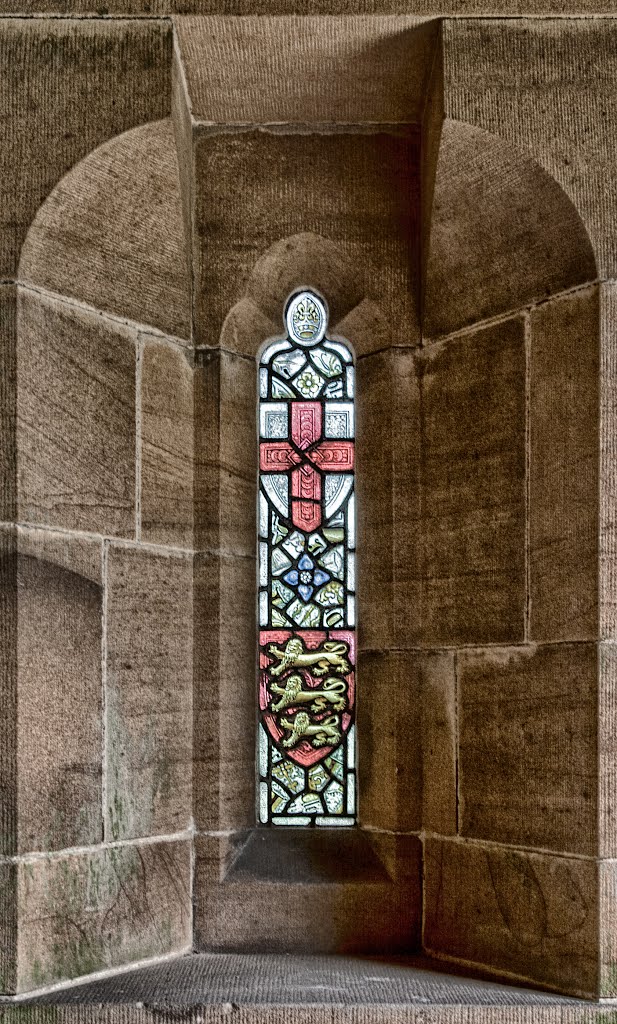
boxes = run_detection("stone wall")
[1,10,617,1002]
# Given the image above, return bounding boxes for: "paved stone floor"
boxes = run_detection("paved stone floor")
[6,954,582,1007]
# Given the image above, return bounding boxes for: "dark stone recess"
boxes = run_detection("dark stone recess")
[225,828,390,884]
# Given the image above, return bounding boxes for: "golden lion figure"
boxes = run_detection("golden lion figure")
[269,674,347,714]
[267,637,351,678]
[280,711,342,749]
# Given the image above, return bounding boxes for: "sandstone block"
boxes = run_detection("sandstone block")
[419,317,526,646]
[16,840,191,993]
[424,837,599,998]
[105,544,193,841]
[358,650,456,835]
[17,289,136,538]
[193,551,256,831]
[175,16,437,127]
[19,121,190,341]
[193,129,420,349]
[195,830,421,955]
[600,281,617,641]
[0,527,17,858]
[459,644,597,855]
[424,119,596,340]
[0,285,16,522]
[356,351,394,651]
[529,287,599,643]
[193,350,256,558]
[141,337,194,548]
[16,527,103,853]
[0,862,16,996]
[0,19,171,277]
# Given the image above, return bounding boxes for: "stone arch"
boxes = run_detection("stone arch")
[423,118,597,338]
[19,118,190,341]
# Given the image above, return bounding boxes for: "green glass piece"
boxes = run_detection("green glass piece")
[310,348,342,378]
[315,581,344,607]
[323,528,345,543]
[271,546,292,576]
[271,378,296,399]
[319,544,344,580]
[324,781,344,814]
[271,608,291,627]
[272,579,294,608]
[325,754,344,781]
[308,764,330,792]
[273,760,305,795]
[287,599,321,627]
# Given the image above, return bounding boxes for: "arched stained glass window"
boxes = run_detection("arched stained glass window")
[257,290,356,826]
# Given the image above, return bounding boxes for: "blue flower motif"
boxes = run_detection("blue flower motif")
[283,553,330,602]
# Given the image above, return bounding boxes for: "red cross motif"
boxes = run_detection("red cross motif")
[260,403,354,532]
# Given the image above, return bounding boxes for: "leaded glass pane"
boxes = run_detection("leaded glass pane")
[257,290,356,827]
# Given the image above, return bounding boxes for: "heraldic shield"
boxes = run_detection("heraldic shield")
[259,629,355,768]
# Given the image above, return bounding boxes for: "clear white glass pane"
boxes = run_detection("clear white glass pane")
[347,774,355,815]
[259,367,268,398]
[260,402,288,439]
[259,493,268,538]
[347,494,355,548]
[347,594,355,626]
[259,783,269,823]
[347,726,356,770]
[259,725,268,778]
[347,551,355,592]
[324,340,352,363]
[272,816,311,826]
[324,401,354,439]
[259,541,268,586]
[316,817,355,827]
[261,338,291,365]
[259,591,268,626]
[346,365,355,398]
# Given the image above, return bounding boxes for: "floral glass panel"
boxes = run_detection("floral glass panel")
[258,290,356,826]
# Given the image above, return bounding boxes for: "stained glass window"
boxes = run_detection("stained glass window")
[257,290,356,827]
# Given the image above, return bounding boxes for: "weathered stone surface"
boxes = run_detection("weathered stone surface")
[193,129,420,349]
[0,19,171,277]
[424,837,599,998]
[600,281,617,642]
[392,347,422,647]
[105,544,193,842]
[245,233,365,339]
[193,351,255,558]
[16,840,191,993]
[459,644,597,855]
[600,858,617,998]
[193,552,255,831]
[175,16,438,125]
[0,286,16,523]
[358,650,455,834]
[529,287,599,644]
[443,18,613,277]
[195,831,421,955]
[0,0,616,15]
[424,120,596,340]
[359,651,422,831]
[356,350,394,651]
[20,121,190,342]
[419,317,526,646]
[141,338,193,548]
[0,862,16,996]
[17,290,136,538]
[0,528,17,859]
[600,643,617,860]
[17,527,103,853]
[420,651,457,836]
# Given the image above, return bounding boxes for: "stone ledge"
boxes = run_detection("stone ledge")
[0,953,602,1014]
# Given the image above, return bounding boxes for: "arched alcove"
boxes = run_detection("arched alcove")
[1,75,611,1001]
